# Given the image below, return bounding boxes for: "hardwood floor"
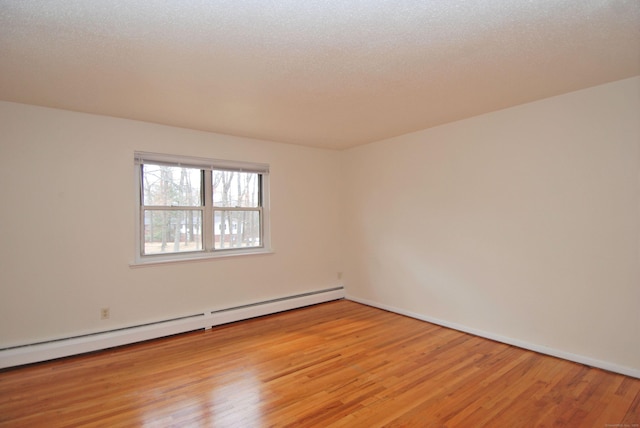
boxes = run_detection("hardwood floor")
[1,300,638,427]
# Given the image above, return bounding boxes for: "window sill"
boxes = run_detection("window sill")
[129,248,274,268]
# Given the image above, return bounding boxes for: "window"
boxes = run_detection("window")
[135,152,270,263]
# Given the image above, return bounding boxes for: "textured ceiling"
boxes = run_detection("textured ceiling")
[0,1,639,149]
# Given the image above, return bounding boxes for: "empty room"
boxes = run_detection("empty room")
[1,1,639,426]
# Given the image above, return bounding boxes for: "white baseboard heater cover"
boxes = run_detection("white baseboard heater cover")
[0,287,345,370]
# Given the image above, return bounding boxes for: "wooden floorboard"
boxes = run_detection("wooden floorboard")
[0,300,638,427]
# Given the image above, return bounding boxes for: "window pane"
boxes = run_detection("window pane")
[214,210,261,249]
[142,164,202,206]
[212,170,259,207]
[144,210,203,254]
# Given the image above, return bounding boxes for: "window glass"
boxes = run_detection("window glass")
[212,170,259,207]
[214,210,261,249]
[143,210,203,254]
[142,164,202,207]
[136,153,269,262]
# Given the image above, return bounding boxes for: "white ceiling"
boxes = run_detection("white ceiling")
[0,1,638,150]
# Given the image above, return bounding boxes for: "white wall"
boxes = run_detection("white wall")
[0,102,343,347]
[1,77,638,375]
[343,77,640,373]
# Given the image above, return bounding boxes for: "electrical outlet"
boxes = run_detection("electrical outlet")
[100,307,110,320]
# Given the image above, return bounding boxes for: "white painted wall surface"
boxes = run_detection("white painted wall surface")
[343,77,640,372]
[1,77,638,375]
[0,103,343,347]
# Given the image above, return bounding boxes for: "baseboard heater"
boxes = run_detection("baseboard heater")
[0,286,345,370]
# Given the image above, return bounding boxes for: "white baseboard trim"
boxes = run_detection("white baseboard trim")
[346,294,640,379]
[0,287,345,370]
[0,315,207,370]
[210,287,345,326]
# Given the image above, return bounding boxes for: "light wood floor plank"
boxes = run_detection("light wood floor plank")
[0,300,638,427]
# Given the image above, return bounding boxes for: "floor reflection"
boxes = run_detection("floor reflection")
[139,368,263,427]
[210,369,263,427]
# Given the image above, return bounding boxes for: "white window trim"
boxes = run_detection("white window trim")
[132,152,272,266]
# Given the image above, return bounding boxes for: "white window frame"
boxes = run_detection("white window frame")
[133,152,271,265]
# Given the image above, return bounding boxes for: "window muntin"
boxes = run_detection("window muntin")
[136,153,269,262]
